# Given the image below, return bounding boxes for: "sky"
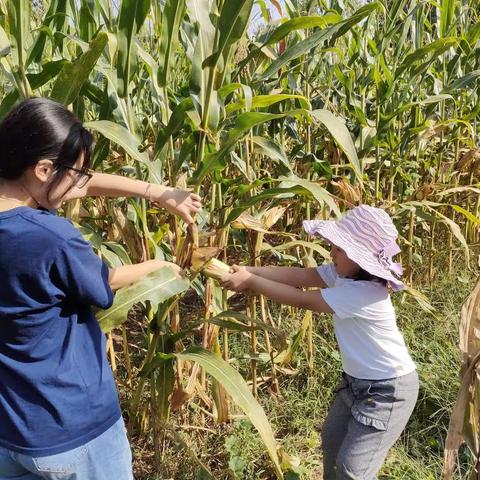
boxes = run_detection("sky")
[250,0,286,35]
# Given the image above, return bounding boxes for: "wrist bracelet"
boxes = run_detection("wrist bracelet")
[144,183,153,202]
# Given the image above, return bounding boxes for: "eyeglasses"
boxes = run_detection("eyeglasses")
[60,165,94,189]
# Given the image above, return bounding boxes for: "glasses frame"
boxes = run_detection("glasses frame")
[60,165,94,189]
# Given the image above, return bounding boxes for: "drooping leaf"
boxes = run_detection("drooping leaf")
[175,347,284,479]
[278,175,341,217]
[192,110,309,183]
[97,267,189,332]
[311,109,362,181]
[252,136,292,172]
[84,120,149,164]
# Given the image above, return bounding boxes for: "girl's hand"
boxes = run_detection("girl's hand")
[153,187,202,224]
[220,265,253,292]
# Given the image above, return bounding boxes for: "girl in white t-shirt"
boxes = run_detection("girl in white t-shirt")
[220,205,418,479]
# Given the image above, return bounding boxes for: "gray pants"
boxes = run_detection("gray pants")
[322,370,419,480]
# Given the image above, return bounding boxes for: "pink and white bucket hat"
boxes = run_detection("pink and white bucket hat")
[303,205,404,291]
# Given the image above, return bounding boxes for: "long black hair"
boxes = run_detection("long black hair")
[0,97,93,199]
[351,267,388,286]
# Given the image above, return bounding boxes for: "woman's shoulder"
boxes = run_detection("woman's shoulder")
[19,207,81,245]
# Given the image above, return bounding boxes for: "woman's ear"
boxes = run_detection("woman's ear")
[32,160,55,183]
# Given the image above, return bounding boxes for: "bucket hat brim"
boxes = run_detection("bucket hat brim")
[303,219,404,291]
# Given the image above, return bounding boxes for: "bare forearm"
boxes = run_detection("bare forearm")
[109,259,170,291]
[65,172,201,223]
[86,173,168,199]
[247,275,332,313]
[246,266,326,288]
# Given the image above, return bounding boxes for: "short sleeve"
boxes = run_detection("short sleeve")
[51,235,114,309]
[316,263,337,288]
[321,282,391,321]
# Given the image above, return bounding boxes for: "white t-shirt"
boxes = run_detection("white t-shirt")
[318,263,416,380]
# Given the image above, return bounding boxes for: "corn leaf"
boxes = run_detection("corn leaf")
[97,267,189,332]
[175,347,284,479]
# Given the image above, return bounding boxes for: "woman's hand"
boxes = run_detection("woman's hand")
[156,260,185,278]
[152,187,202,224]
[220,265,253,292]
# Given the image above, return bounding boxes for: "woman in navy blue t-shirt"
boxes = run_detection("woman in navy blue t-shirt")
[0,98,201,479]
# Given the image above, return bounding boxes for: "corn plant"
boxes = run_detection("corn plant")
[0,0,479,477]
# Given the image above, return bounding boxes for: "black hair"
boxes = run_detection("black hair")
[0,97,93,199]
[350,267,388,285]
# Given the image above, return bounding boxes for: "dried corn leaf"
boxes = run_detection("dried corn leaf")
[262,205,287,229]
[231,211,270,233]
[419,123,449,140]
[331,179,361,205]
[444,278,480,479]
[456,148,480,172]
[170,386,191,411]
[412,183,436,201]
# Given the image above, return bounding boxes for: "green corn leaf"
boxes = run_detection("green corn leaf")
[158,0,186,87]
[278,175,341,217]
[154,97,194,156]
[252,136,292,172]
[396,37,458,77]
[97,267,189,333]
[84,120,148,163]
[440,0,455,38]
[50,32,108,105]
[264,13,341,45]
[226,94,310,115]
[7,0,31,68]
[310,109,362,182]
[202,0,254,69]
[192,110,309,183]
[257,2,382,81]
[442,70,480,93]
[116,0,152,98]
[175,347,284,479]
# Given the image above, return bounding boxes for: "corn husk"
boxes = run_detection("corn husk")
[177,223,199,269]
[202,258,231,280]
[191,247,230,280]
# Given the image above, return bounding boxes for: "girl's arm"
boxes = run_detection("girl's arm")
[109,259,183,291]
[245,266,327,288]
[64,173,201,223]
[221,266,333,314]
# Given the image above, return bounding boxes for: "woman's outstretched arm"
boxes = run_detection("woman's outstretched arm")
[64,173,201,224]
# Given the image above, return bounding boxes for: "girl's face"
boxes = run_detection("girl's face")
[330,244,360,278]
[23,154,88,210]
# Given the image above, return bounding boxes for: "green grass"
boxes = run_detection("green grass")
[132,267,477,479]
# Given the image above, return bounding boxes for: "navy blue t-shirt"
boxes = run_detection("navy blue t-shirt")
[0,206,121,456]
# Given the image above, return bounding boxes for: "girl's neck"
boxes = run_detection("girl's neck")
[0,180,38,211]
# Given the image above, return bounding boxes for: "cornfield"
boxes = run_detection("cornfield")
[1,0,479,478]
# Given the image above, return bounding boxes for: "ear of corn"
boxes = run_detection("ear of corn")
[202,258,231,280]
[190,247,230,280]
